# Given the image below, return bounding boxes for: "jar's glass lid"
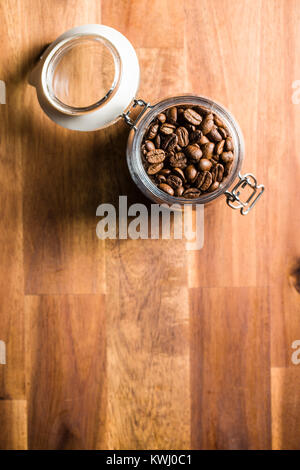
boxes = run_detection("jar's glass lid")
[51,36,117,110]
[29,25,140,131]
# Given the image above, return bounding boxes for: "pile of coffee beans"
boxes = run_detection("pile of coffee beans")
[141,104,234,198]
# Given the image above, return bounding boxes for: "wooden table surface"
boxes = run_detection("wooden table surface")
[0,0,300,450]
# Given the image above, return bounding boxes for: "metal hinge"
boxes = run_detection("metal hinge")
[122,99,152,130]
[225,172,265,215]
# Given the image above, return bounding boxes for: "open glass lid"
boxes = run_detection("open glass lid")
[29,25,140,131]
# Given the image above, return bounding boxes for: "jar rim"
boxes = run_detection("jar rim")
[127,94,245,205]
[29,24,140,131]
[42,34,121,115]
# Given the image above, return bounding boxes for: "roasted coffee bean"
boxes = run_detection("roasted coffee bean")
[215,139,225,155]
[155,134,161,148]
[174,151,186,160]
[176,127,189,147]
[189,130,203,144]
[193,105,210,116]
[185,144,202,162]
[161,133,177,152]
[167,174,183,189]
[200,116,214,135]
[199,135,209,145]
[185,164,198,183]
[147,162,164,175]
[167,150,175,160]
[171,159,187,170]
[200,171,213,191]
[194,171,207,189]
[209,181,220,192]
[158,183,174,196]
[198,158,212,172]
[145,140,156,151]
[169,152,187,169]
[218,127,228,139]
[186,124,196,133]
[213,115,224,127]
[146,149,166,163]
[147,123,159,139]
[160,123,176,135]
[212,163,224,182]
[207,127,222,142]
[225,137,233,151]
[183,187,201,198]
[159,168,172,177]
[202,142,215,158]
[173,167,186,181]
[167,134,178,152]
[225,161,233,176]
[166,107,178,124]
[161,133,174,150]
[157,113,166,123]
[142,104,235,197]
[211,157,220,166]
[183,108,202,125]
[156,174,166,184]
[221,151,234,163]
[175,186,184,197]
[177,108,185,122]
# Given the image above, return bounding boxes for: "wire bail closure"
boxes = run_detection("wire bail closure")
[122,99,152,130]
[225,172,264,215]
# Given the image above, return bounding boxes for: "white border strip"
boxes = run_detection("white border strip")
[0,80,6,104]
[0,340,6,364]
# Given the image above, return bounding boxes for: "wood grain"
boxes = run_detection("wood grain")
[26,295,106,450]
[185,0,300,448]
[272,368,300,450]
[20,1,106,295]
[257,0,300,371]
[102,0,185,49]
[190,287,271,450]
[101,39,191,449]
[185,0,266,289]
[271,281,300,368]
[23,122,106,294]
[0,0,25,399]
[259,0,300,289]
[0,400,27,449]
[106,239,190,450]
[0,0,300,450]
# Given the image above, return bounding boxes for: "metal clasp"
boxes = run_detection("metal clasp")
[122,99,152,130]
[225,172,264,215]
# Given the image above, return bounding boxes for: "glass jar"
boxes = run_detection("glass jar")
[29,24,140,131]
[126,95,245,207]
[29,25,264,215]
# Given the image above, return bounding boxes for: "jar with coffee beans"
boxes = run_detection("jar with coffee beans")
[126,95,264,214]
[30,25,264,214]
